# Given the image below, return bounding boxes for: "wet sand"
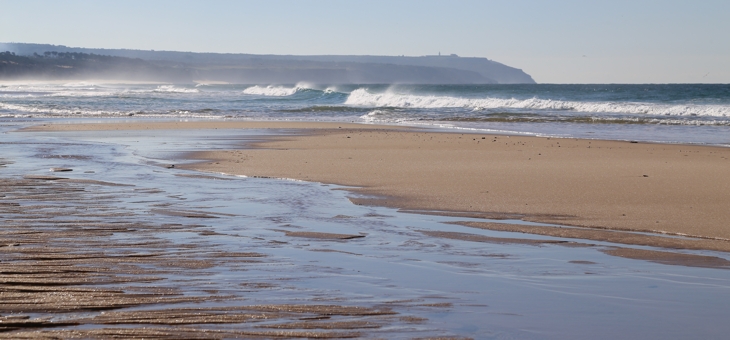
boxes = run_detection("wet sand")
[26,121,730,251]
[21,120,394,132]
[0,175,407,338]
[453,221,730,253]
[9,121,730,338]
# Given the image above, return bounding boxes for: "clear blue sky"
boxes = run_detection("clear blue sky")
[1,0,728,83]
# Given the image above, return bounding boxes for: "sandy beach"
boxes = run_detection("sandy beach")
[7,119,730,338]
[26,121,730,251]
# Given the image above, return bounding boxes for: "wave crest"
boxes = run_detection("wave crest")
[153,85,200,93]
[345,89,730,117]
[243,85,301,97]
[0,102,218,118]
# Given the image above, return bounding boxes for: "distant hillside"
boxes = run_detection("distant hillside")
[274,55,535,84]
[0,51,191,82]
[0,43,536,84]
[0,51,190,82]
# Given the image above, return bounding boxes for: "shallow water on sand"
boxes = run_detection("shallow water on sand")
[3,122,730,339]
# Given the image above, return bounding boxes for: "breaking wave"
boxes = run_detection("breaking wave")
[438,115,730,126]
[0,84,112,98]
[152,85,200,93]
[241,83,341,97]
[0,102,129,116]
[281,105,371,113]
[0,102,218,118]
[243,85,302,96]
[345,89,730,117]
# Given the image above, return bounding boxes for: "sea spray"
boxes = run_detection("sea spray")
[153,85,200,93]
[2,83,729,144]
[243,85,300,96]
[345,88,730,117]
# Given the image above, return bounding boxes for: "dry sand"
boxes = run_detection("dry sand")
[26,121,730,250]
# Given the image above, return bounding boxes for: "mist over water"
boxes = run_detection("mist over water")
[1,82,729,144]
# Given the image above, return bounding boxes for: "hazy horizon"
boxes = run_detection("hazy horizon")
[1,0,728,84]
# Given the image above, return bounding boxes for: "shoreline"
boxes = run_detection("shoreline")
[0,162,411,338]
[23,120,730,252]
[8,119,730,337]
[19,120,404,132]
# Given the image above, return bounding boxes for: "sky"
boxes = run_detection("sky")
[1,0,728,84]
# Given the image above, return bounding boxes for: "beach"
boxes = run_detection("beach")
[3,119,730,338]
[27,121,730,249]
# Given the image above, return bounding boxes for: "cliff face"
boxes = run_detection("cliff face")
[0,43,536,84]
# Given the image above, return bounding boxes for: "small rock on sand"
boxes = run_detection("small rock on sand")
[283,231,365,240]
[23,175,68,180]
[50,167,73,172]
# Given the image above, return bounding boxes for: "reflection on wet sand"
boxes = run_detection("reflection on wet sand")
[421,227,730,270]
[602,248,730,269]
[3,124,730,339]
[0,177,413,338]
[454,221,730,256]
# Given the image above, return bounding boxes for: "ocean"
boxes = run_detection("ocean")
[1,82,729,145]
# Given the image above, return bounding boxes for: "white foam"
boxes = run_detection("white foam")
[61,82,99,88]
[47,89,118,97]
[0,84,123,97]
[243,85,300,97]
[359,110,402,123]
[0,102,127,116]
[152,85,200,93]
[345,89,730,117]
[0,102,218,118]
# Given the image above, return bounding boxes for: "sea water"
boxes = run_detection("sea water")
[1,82,729,145]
